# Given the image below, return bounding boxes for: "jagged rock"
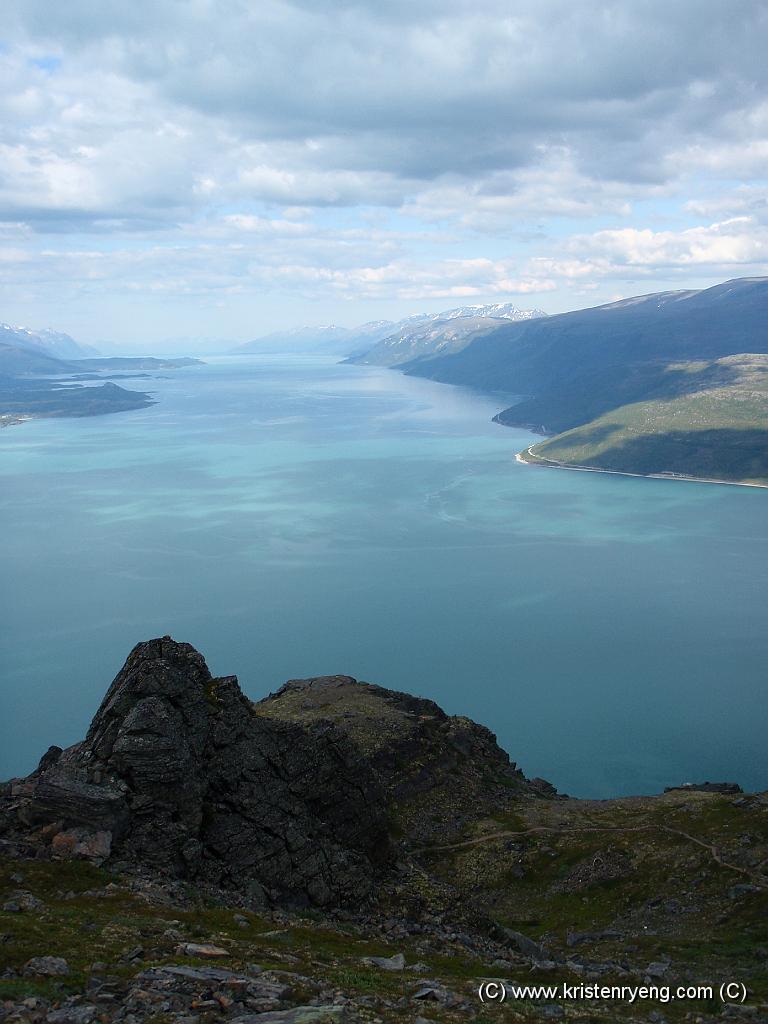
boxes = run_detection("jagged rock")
[1,636,553,908]
[18,776,129,835]
[5,638,390,907]
[256,671,556,842]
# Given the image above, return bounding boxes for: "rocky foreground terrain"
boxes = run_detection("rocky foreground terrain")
[1,638,766,1023]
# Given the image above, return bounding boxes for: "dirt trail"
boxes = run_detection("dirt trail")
[415,822,766,886]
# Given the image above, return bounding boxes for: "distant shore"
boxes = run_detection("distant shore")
[0,414,31,428]
[516,445,768,490]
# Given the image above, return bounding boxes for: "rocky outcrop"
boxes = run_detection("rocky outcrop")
[255,674,556,841]
[2,639,389,907]
[0,637,553,907]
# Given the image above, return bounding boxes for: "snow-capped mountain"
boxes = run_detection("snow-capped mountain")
[233,303,546,358]
[407,302,547,324]
[344,304,548,367]
[0,323,98,359]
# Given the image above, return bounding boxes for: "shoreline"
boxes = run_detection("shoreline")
[516,445,768,490]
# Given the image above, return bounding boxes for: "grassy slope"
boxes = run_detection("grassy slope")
[3,789,767,1022]
[523,355,768,485]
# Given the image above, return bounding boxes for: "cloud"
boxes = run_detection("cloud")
[4,1,768,224]
[561,218,768,272]
[2,2,768,337]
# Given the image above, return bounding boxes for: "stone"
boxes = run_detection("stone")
[230,1009,347,1023]
[729,883,761,897]
[153,965,262,984]
[23,956,70,976]
[46,1007,98,1024]
[19,776,129,836]
[362,952,405,970]
[566,928,623,947]
[51,828,112,865]
[646,962,670,978]
[411,982,461,1006]
[177,942,230,958]
[501,927,547,961]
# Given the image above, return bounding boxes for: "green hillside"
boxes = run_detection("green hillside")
[523,354,768,485]
[364,277,768,485]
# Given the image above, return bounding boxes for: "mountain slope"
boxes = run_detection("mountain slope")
[397,278,768,485]
[0,343,75,377]
[403,279,768,402]
[521,354,768,484]
[346,303,547,367]
[0,323,98,359]
[233,303,547,358]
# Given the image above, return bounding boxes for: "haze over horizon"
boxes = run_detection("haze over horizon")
[2,1,768,350]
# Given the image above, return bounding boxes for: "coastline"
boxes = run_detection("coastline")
[0,414,31,428]
[516,444,768,490]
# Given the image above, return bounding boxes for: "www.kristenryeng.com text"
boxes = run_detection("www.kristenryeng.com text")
[477,979,748,1006]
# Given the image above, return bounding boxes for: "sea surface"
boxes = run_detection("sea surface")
[1,354,767,797]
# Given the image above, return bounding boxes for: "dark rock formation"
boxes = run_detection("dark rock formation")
[0,637,553,907]
[3,639,389,907]
[256,673,555,841]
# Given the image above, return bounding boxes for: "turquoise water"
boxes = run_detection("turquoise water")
[1,354,767,797]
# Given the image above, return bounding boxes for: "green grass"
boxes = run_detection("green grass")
[525,353,768,484]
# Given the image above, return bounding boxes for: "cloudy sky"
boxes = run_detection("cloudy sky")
[2,0,768,348]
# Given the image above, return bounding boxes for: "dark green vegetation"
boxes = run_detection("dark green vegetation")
[2,639,766,1022]
[523,354,768,484]
[352,277,768,485]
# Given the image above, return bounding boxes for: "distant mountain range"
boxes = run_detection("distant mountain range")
[347,278,768,486]
[230,302,547,357]
[0,323,202,427]
[0,322,99,360]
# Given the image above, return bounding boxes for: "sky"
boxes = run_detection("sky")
[2,0,768,350]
